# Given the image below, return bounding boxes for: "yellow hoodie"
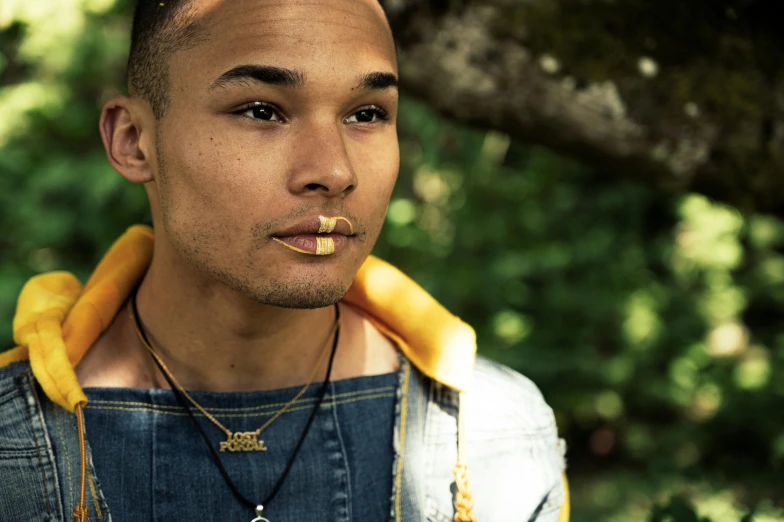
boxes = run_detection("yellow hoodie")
[1,225,568,522]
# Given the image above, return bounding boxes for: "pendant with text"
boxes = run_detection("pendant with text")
[219,432,269,453]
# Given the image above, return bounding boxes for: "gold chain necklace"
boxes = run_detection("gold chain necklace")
[127,299,338,453]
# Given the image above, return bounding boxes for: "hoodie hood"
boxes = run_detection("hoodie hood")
[2,225,477,412]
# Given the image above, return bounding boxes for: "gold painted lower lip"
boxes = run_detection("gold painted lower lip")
[271,236,337,256]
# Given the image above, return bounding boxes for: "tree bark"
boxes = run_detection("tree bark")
[381,0,784,215]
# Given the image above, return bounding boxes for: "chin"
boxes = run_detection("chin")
[217,269,351,309]
[252,281,349,309]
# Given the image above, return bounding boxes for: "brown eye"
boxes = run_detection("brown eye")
[234,103,283,122]
[345,106,389,124]
[251,106,275,120]
[355,110,376,122]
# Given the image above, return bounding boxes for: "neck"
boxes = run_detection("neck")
[76,234,402,392]
[133,258,336,393]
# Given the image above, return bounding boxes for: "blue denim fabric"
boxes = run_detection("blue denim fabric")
[0,356,567,522]
[0,367,64,521]
[82,372,398,522]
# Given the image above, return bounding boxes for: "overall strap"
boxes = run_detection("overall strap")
[388,357,429,522]
[39,389,111,521]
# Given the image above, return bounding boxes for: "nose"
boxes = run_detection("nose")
[287,121,358,198]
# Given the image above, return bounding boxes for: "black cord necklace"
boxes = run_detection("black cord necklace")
[130,291,340,522]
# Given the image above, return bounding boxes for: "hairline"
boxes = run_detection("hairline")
[127,1,211,119]
[127,0,394,120]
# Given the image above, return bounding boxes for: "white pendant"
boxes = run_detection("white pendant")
[251,505,270,522]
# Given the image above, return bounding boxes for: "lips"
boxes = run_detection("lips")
[272,216,355,256]
[274,216,354,237]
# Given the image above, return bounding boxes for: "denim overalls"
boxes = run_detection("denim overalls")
[0,356,566,521]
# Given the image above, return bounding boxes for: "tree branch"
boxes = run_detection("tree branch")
[383,0,784,215]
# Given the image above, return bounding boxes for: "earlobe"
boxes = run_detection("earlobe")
[100,96,154,184]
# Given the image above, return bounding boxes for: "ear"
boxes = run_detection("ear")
[99,95,155,184]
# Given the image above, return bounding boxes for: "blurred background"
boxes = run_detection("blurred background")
[1,1,783,520]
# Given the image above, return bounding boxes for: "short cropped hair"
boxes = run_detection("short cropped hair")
[127,0,206,119]
[127,0,391,120]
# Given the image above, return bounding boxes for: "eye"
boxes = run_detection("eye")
[233,102,284,122]
[345,106,389,124]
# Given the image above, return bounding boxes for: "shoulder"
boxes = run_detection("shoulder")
[466,356,561,442]
[422,356,567,520]
[471,355,550,403]
[463,357,567,518]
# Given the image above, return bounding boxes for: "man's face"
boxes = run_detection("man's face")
[150,0,399,307]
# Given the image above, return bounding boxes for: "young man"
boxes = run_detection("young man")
[0,0,568,520]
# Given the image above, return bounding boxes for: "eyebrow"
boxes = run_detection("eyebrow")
[210,65,305,90]
[209,64,398,92]
[355,72,399,90]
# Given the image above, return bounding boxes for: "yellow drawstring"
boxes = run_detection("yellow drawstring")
[453,463,476,522]
[453,391,476,522]
[72,402,90,522]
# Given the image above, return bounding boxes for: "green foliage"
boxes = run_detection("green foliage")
[1,1,783,520]
[385,100,784,520]
[649,496,712,522]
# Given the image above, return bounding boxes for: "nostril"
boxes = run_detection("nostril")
[305,183,326,191]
